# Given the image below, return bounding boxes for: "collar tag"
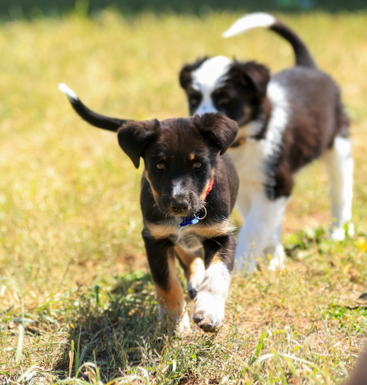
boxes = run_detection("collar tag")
[179,206,207,228]
[180,215,200,227]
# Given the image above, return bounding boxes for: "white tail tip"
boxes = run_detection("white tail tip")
[58,83,79,101]
[222,12,276,38]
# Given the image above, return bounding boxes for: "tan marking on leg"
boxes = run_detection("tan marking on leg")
[145,171,160,203]
[155,252,185,320]
[146,222,178,239]
[175,245,205,298]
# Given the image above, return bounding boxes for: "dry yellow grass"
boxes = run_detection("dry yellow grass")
[0,11,367,384]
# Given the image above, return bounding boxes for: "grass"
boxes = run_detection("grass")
[0,10,367,384]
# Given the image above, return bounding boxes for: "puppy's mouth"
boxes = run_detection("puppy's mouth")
[170,207,190,216]
[158,198,204,218]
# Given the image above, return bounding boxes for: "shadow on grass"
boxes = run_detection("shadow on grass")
[53,270,178,381]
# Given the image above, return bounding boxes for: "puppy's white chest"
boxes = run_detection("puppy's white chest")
[174,229,202,252]
[228,139,267,188]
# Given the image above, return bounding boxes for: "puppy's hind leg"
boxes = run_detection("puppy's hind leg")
[235,192,288,273]
[175,245,205,300]
[265,223,286,271]
[143,236,190,334]
[322,136,354,241]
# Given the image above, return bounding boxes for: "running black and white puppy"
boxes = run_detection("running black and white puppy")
[59,84,239,333]
[179,13,353,271]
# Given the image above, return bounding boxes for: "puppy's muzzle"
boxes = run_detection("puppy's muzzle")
[170,197,189,215]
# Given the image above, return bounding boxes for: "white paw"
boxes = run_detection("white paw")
[268,244,285,271]
[331,223,354,241]
[158,301,190,334]
[192,292,225,332]
[347,223,354,237]
[331,227,346,241]
[331,227,345,241]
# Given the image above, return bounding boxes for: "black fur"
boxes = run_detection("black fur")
[179,17,349,201]
[65,93,132,132]
[62,95,240,331]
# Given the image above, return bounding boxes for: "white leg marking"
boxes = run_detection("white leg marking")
[235,192,288,272]
[193,262,231,332]
[265,224,286,271]
[322,136,354,240]
[228,81,289,272]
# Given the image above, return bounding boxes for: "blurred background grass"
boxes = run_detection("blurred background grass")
[0,8,367,383]
[2,0,367,20]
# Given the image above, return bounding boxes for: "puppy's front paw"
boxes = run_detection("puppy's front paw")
[331,227,346,241]
[192,293,225,333]
[268,244,285,271]
[331,223,354,241]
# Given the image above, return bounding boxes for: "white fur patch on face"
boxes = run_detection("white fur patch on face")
[192,56,231,115]
[59,83,79,102]
[222,12,276,38]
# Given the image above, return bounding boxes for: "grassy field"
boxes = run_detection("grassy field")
[0,10,367,384]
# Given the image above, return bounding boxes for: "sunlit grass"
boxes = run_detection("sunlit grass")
[0,10,367,384]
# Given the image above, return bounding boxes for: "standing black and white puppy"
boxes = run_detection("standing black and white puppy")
[59,84,239,333]
[179,13,353,271]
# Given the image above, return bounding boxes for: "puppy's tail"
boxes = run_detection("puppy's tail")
[223,13,316,69]
[58,84,132,132]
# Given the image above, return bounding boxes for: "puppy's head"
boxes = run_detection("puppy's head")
[179,56,270,127]
[118,113,238,217]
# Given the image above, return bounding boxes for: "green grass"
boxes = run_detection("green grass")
[0,10,367,384]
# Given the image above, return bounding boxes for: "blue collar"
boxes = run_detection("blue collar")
[180,214,200,227]
[180,207,207,227]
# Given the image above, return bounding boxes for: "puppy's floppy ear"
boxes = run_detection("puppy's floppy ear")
[228,60,270,99]
[194,113,238,155]
[117,119,160,168]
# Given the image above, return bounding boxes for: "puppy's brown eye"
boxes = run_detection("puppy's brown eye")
[193,162,202,169]
[190,98,200,106]
[156,163,165,170]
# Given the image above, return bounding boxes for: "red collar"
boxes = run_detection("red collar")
[204,178,215,200]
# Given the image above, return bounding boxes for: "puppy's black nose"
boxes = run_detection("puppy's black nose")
[170,199,188,213]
